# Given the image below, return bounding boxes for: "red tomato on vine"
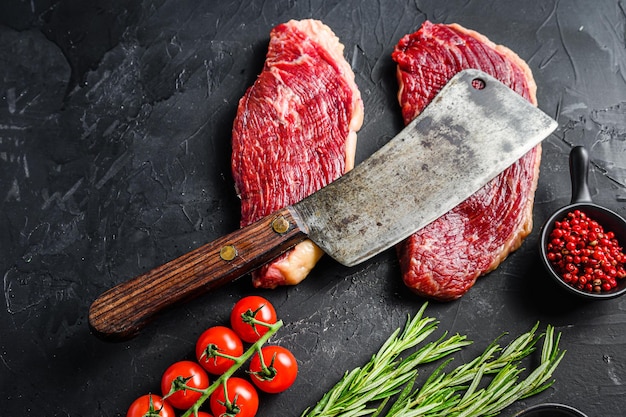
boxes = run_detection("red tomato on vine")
[127,394,175,417]
[249,345,298,393]
[160,360,210,410]
[230,296,277,343]
[195,326,244,374]
[209,377,259,417]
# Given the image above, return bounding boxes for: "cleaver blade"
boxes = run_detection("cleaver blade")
[298,69,557,266]
[89,69,557,340]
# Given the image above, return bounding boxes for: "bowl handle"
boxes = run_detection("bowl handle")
[569,146,593,204]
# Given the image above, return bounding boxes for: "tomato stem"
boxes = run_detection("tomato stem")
[145,394,165,417]
[250,345,277,381]
[218,380,234,412]
[179,319,283,417]
[241,306,275,339]
[162,375,196,401]
[199,343,241,363]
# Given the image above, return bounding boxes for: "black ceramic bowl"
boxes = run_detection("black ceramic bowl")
[514,403,588,417]
[539,146,626,300]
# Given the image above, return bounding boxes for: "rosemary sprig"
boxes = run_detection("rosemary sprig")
[301,304,471,417]
[386,323,565,417]
[302,304,565,417]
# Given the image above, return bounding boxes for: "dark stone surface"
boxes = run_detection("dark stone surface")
[1,1,625,415]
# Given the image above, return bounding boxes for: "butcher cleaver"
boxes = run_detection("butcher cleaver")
[89,69,557,340]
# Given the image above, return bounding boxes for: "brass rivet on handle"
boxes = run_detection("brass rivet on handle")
[219,245,237,261]
[271,216,290,234]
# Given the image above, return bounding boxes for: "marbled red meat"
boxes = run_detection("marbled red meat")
[232,19,363,289]
[392,21,541,301]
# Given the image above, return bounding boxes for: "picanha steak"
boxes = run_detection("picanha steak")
[391,21,541,301]
[231,19,364,289]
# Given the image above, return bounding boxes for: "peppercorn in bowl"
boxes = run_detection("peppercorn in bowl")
[538,146,626,300]
[540,204,626,300]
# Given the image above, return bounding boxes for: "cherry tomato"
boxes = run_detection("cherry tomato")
[249,345,298,393]
[209,377,259,417]
[196,326,244,374]
[127,394,175,417]
[160,360,210,410]
[230,296,277,343]
[196,412,214,417]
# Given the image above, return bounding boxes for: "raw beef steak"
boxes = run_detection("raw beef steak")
[391,21,541,300]
[232,19,363,288]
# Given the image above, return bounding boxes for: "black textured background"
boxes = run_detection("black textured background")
[1,1,625,416]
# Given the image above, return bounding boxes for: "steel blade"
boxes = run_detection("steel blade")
[292,69,558,266]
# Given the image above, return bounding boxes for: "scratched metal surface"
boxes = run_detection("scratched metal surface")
[296,70,557,266]
[1,1,625,416]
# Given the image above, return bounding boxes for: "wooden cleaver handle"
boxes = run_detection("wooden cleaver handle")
[88,206,307,341]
